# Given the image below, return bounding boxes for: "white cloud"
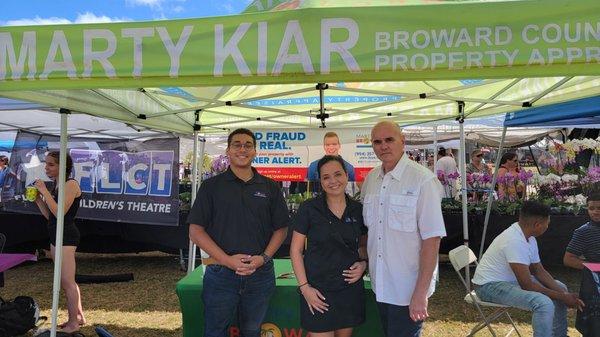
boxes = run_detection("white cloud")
[126,0,164,10]
[3,16,71,26]
[75,12,130,24]
[221,3,235,14]
[2,12,129,26]
[172,5,184,13]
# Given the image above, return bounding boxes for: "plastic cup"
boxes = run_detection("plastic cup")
[25,186,38,202]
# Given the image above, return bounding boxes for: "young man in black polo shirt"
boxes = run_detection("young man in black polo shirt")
[188,128,289,337]
[564,191,600,268]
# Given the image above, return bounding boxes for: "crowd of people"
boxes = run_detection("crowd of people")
[14,123,598,337]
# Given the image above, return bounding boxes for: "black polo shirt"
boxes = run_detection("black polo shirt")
[292,194,367,291]
[187,167,289,256]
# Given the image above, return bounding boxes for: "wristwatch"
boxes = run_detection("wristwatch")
[260,253,272,265]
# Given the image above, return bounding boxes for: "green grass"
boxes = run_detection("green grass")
[2,253,583,337]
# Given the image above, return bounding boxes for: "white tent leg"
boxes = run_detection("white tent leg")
[458,102,471,291]
[479,127,507,259]
[187,130,200,274]
[433,126,438,169]
[191,138,206,273]
[50,110,69,337]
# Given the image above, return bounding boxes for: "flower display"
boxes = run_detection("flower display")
[546,137,600,173]
[437,165,598,215]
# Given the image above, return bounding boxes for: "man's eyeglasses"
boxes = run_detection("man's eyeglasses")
[230,142,255,150]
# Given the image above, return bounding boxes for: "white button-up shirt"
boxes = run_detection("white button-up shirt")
[362,154,446,306]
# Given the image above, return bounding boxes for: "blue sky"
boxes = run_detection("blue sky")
[0,0,253,26]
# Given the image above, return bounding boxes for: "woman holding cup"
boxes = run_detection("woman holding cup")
[33,151,85,333]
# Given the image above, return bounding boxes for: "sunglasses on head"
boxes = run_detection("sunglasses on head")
[475,154,483,157]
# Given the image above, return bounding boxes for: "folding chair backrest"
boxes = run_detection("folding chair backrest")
[449,245,477,273]
[449,245,478,291]
[0,232,5,253]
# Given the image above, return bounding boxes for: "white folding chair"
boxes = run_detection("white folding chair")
[448,245,522,337]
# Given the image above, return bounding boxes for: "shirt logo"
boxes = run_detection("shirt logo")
[345,217,357,223]
[253,191,267,198]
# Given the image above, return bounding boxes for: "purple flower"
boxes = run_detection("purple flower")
[437,170,446,184]
[466,173,474,185]
[447,172,460,180]
[481,173,493,184]
[211,154,230,174]
[518,170,534,184]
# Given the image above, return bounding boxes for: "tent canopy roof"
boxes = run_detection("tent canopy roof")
[0,0,599,134]
[504,95,600,127]
[0,98,173,140]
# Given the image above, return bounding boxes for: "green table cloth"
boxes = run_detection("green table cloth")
[176,259,384,337]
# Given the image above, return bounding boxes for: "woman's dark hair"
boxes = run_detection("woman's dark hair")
[0,155,8,165]
[46,151,74,177]
[499,152,518,166]
[317,155,347,179]
[227,128,256,147]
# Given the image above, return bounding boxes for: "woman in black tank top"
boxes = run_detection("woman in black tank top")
[33,151,85,333]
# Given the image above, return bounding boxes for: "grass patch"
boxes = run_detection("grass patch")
[3,253,582,337]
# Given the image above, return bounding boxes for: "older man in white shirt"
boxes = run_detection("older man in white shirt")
[361,121,446,337]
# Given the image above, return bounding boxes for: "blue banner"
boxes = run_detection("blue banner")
[1,131,180,226]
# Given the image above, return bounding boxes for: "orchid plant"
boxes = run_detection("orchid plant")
[546,137,600,174]
[202,154,229,179]
[437,170,460,199]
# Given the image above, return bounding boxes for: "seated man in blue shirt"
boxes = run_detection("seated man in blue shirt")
[564,191,600,269]
[307,132,355,182]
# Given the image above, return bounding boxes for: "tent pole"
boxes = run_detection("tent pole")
[529,145,540,177]
[317,83,328,128]
[187,130,200,274]
[50,109,69,337]
[457,101,471,291]
[433,126,438,169]
[480,127,507,259]
[187,111,203,274]
[196,138,206,272]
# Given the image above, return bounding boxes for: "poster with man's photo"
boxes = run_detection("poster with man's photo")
[252,128,379,182]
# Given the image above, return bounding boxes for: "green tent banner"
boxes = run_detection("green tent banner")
[1,0,599,90]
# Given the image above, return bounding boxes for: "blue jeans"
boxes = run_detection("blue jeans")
[475,280,568,337]
[376,302,423,337]
[202,261,275,337]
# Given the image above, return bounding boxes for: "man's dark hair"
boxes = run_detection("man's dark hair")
[0,155,8,165]
[317,155,347,179]
[519,200,550,224]
[437,147,446,157]
[587,191,600,203]
[227,128,256,148]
